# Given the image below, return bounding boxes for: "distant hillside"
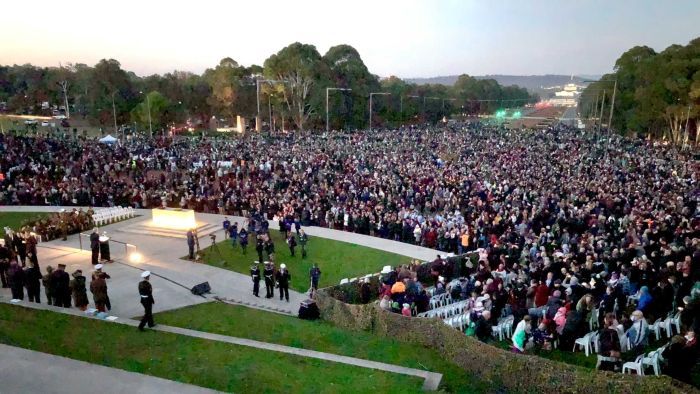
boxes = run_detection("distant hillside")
[404,74,600,92]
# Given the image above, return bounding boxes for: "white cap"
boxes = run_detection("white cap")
[280,264,287,269]
[95,264,103,270]
[141,271,151,278]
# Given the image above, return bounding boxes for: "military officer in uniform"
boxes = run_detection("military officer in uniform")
[138,271,155,331]
[276,263,291,302]
[250,261,261,297]
[263,261,275,298]
[59,209,68,241]
[90,227,100,265]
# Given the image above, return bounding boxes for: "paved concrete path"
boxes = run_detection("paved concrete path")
[2,300,442,391]
[0,343,221,394]
[0,206,442,317]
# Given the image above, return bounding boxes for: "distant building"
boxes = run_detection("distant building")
[546,83,583,107]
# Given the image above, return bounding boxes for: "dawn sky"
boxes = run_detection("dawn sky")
[1,0,698,78]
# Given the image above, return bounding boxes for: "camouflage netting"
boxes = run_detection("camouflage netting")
[315,288,698,394]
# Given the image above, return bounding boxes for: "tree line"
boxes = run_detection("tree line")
[0,42,536,132]
[578,37,699,145]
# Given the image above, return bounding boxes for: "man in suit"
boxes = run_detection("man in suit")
[52,263,71,307]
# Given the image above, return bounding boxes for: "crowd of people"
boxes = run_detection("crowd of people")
[0,122,698,380]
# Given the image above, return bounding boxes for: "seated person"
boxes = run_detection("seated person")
[474,310,493,343]
[626,310,649,355]
[597,312,622,371]
[532,322,554,350]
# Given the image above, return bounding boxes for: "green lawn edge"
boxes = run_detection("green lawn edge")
[0,303,424,394]
[196,229,412,292]
[156,301,488,393]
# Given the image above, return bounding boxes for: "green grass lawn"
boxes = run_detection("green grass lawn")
[198,230,412,292]
[156,301,488,393]
[0,212,47,237]
[0,303,425,393]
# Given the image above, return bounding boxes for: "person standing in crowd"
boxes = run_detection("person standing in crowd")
[8,262,25,300]
[24,261,42,303]
[25,231,38,266]
[70,269,89,311]
[0,242,10,288]
[52,263,71,307]
[222,217,230,239]
[229,222,238,247]
[90,227,100,265]
[309,263,321,296]
[93,264,112,310]
[186,228,195,260]
[138,271,155,331]
[264,237,275,261]
[42,265,55,305]
[14,231,26,267]
[287,232,297,257]
[264,261,275,298]
[239,227,248,254]
[276,263,290,302]
[90,269,108,312]
[250,261,261,297]
[3,229,14,263]
[255,236,264,263]
[59,210,68,241]
[298,229,308,258]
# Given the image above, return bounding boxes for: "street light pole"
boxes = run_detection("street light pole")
[256,79,286,131]
[146,94,153,137]
[326,87,352,132]
[111,91,118,137]
[369,92,390,131]
[139,91,152,137]
[423,97,440,123]
[607,80,617,133]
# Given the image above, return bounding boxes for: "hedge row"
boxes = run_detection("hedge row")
[314,289,698,394]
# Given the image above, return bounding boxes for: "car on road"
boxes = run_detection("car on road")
[24,119,37,125]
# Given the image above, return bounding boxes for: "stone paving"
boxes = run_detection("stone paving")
[0,206,441,317]
[0,343,222,394]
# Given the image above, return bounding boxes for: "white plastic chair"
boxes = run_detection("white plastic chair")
[589,308,600,331]
[649,318,664,341]
[622,355,644,375]
[662,316,674,338]
[642,350,661,376]
[590,331,600,354]
[502,316,515,338]
[492,324,504,341]
[620,330,630,353]
[573,332,594,356]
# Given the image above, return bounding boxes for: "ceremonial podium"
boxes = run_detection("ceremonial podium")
[99,235,111,261]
